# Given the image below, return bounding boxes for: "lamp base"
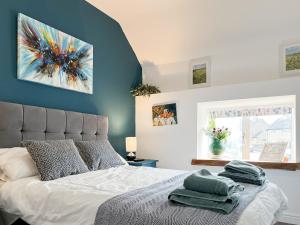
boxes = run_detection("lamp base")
[126,152,136,161]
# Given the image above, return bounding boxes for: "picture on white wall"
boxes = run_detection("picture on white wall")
[189,57,211,88]
[280,42,300,77]
[152,103,177,126]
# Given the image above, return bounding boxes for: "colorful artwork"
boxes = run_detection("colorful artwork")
[17,13,93,94]
[152,103,177,126]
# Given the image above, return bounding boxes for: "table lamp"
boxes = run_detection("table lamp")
[126,137,137,161]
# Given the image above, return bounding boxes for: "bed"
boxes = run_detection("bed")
[0,101,288,225]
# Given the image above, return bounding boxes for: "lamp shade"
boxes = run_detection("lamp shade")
[126,137,137,152]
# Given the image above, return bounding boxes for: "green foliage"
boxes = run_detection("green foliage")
[286,53,300,71]
[208,118,216,129]
[130,84,161,97]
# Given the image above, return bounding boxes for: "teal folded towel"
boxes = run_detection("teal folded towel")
[218,170,266,186]
[168,188,240,214]
[184,169,244,196]
[224,160,265,178]
[219,160,266,186]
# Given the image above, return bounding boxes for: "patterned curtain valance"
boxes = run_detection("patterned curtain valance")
[209,106,293,118]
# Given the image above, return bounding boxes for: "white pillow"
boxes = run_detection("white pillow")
[0,147,38,181]
[117,153,128,165]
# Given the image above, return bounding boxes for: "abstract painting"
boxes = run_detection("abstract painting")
[18,13,93,94]
[189,57,211,88]
[152,103,177,126]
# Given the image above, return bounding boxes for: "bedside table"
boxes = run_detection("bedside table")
[127,159,158,168]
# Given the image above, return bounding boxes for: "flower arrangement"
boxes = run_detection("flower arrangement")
[204,119,231,141]
[204,119,231,157]
[204,127,231,141]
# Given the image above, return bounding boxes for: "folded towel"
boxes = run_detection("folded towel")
[168,188,240,214]
[184,169,244,196]
[218,170,266,186]
[224,160,265,178]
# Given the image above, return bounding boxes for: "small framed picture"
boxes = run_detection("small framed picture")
[280,41,300,77]
[259,143,288,162]
[189,57,211,88]
[152,103,177,126]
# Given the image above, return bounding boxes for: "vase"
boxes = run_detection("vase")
[210,138,225,158]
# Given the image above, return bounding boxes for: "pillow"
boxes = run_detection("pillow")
[23,140,89,181]
[75,140,125,170]
[118,153,129,166]
[0,147,38,181]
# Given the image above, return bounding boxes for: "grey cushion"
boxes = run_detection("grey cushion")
[75,140,125,170]
[23,140,89,181]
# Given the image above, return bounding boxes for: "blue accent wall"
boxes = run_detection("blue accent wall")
[0,0,141,156]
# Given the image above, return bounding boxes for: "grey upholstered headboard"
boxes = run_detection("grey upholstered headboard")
[0,101,108,148]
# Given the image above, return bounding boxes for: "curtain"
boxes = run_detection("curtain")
[209,106,293,118]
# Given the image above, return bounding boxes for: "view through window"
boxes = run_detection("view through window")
[215,114,293,161]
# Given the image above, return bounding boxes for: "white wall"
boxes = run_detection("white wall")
[142,38,286,92]
[136,76,300,224]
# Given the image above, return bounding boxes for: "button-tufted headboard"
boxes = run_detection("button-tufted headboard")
[0,101,108,148]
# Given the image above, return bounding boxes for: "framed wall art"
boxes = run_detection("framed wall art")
[259,142,288,162]
[152,103,177,126]
[189,57,211,88]
[280,41,300,78]
[18,13,93,94]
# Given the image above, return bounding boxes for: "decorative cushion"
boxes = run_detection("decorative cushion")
[23,140,89,181]
[75,140,125,170]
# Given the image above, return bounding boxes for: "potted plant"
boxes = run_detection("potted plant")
[130,84,161,97]
[204,119,231,158]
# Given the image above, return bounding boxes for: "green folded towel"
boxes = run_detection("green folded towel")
[224,160,265,178]
[218,170,266,186]
[218,160,266,186]
[184,169,244,196]
[168,188,240,214]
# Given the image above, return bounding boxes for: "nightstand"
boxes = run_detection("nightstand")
[127,159,158,168]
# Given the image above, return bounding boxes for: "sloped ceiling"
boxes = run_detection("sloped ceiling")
[87,0,300,65]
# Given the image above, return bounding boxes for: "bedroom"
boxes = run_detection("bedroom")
[0,0,299,225]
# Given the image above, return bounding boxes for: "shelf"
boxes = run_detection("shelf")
[191,159,300,171]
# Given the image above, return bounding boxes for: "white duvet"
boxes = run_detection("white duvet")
[0,165,287,225]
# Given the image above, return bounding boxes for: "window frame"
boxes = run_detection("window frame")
[197,96,296,163]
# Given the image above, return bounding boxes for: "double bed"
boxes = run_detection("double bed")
[0,101,288,225]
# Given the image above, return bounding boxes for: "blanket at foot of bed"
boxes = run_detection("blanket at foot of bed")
[94,173,266,225]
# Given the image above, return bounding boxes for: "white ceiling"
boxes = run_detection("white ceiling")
[87,0,300,65]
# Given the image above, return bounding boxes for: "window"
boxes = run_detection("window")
[198,96,296,162]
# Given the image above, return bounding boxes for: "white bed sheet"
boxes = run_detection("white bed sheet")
[0,166,287,225]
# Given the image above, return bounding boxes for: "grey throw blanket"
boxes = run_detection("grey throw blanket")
[94,173,266,225]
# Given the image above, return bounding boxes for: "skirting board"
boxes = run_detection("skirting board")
[279,212,300,224]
